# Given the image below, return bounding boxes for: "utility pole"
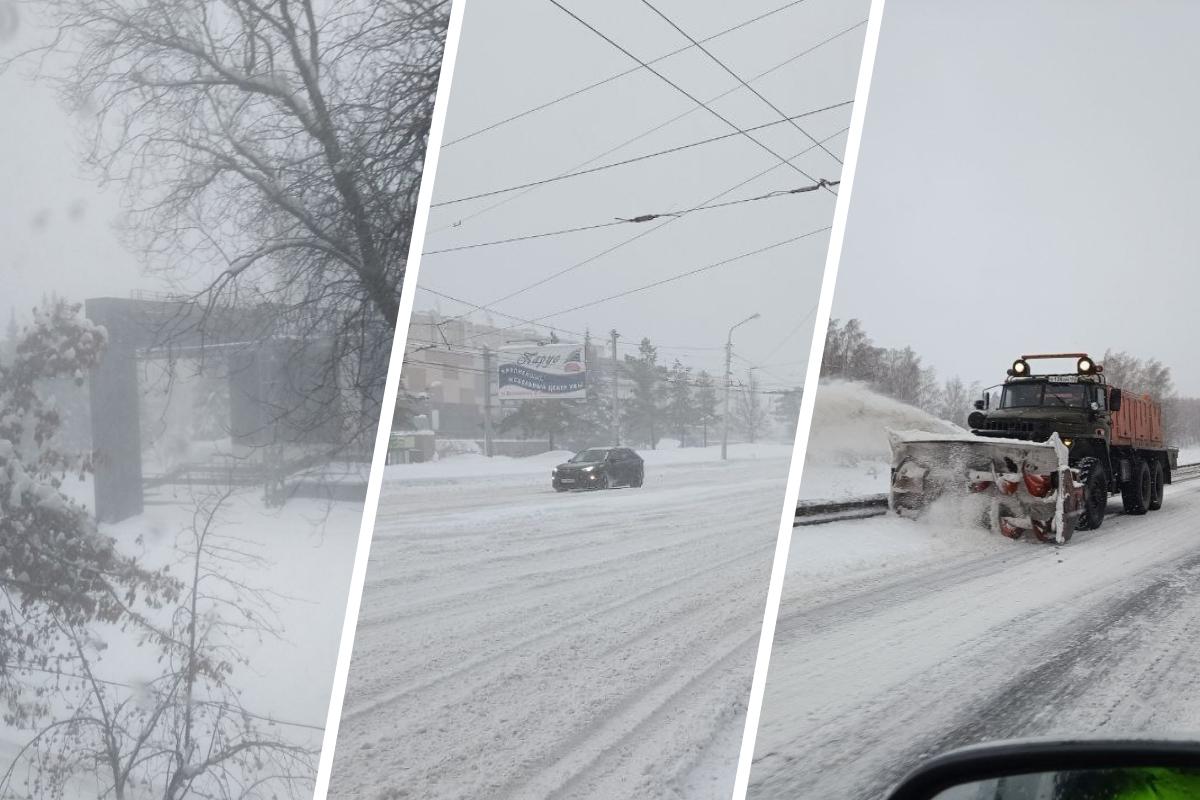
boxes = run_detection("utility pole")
[482,346,495,457]
[610,329,620,445]
[721,313,761,460]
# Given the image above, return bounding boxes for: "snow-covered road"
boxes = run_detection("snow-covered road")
[328,447,792,799]
[749,479,1200,799]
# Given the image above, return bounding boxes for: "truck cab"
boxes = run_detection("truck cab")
[968,375,1115,467]
[965,353,1174,527]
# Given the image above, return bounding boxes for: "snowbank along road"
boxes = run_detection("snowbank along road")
[749,478,1200,799]
[328,446,792,800]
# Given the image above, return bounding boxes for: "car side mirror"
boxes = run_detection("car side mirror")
[884,740,1200,800]
[1110,388,1122,411]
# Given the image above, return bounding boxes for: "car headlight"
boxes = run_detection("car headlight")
[583,465,596,472]
[1062,438,1073,447]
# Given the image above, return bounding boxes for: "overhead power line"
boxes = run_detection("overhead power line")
[6,663,325,731]
[640,0,843,167]
[760,301,820,364]
[423,178,839,255]
[441,0,814,148]
[537,226,827,320]
[429,18,864,234]
[430,100,851,208]
[547,0,825,185]
[438,125,850,329]
[414,225,829,353]
[481,224,831,333]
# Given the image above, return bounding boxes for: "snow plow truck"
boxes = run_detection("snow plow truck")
[889,353,1177,543]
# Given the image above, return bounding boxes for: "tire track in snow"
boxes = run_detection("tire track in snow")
[340,480,778,709]
[853,551,1200,800]
[354,483,777,631]
[749,481,1200,799]
[328,455,791,800]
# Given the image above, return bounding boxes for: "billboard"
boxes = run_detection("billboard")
[497,343,586,400]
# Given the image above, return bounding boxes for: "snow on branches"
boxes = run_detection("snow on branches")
[0,301,178,724]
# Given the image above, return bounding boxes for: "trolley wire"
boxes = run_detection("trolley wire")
[437,125,849,331]
[429,18,863,233]
[440,224,830,347]
[413,225,830,359]
[547,0,827,186]
[441,0,815,148]
[641,0,842,166]
[424,178,838,255]
[430,101,849,208]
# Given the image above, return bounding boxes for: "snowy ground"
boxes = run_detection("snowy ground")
[751,481,1200,799]
[749,382,1200,798]
[0,481,361,796]
[327,443,795,800]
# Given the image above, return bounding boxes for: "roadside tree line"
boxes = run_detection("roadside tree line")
[498,335,802,451]
[821,318,1197,444]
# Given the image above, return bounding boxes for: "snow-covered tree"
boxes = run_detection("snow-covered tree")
[4,489,313,800]
[772,387,804,439]
[568,334,613,447]
[663,360,694,447]
[497,401,575,450]
[937,376,973,427]
[734,370,768,443]
[1101,351,1174,401]
[693,371,720,447]
[0,300,179,725]
[17,0,450,450]
[622,339,664,449]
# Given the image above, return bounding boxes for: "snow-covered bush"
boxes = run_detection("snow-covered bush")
[0,301,179,724]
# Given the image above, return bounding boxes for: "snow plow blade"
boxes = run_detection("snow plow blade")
[888,430,1080,543]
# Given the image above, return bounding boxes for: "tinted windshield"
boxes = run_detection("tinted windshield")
[1001,382,1089,409]
[570,448,609,463]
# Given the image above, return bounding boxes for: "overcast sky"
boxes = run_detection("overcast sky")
[0,7,162,324]
[834,0,1200,395]
[413,0,868,388]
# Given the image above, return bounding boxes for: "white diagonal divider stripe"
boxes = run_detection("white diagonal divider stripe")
[729,0,889,795]
[311,0,470,795]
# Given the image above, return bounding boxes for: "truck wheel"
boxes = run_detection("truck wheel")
[1075,457,1107,531]
[1122,460,1152,515]
[1148,460,1165,511]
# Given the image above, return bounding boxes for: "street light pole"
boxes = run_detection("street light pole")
[482,346,494,458]
[721,312,760,460]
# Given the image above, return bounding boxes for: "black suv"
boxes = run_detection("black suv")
[552,447,644,492]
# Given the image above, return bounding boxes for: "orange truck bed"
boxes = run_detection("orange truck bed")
[1110,389,1165,449]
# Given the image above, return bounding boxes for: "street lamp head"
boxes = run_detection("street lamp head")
[730,312,761,336]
